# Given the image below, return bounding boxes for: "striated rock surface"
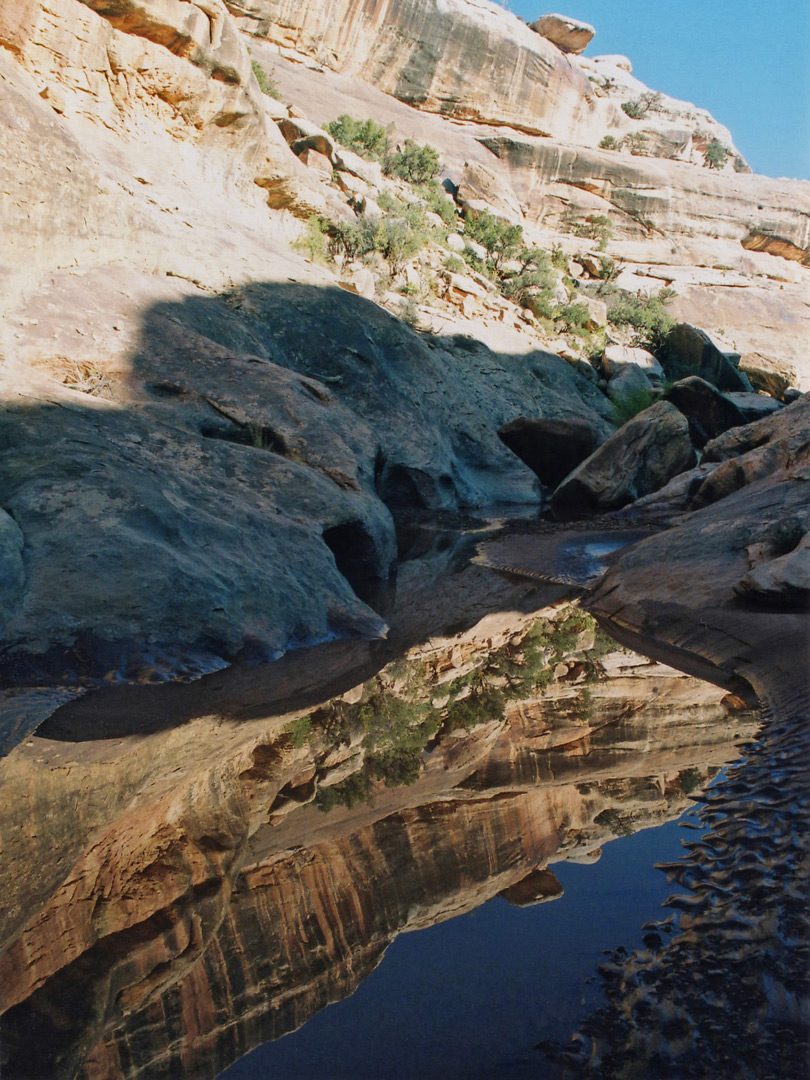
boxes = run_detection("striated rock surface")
[225,0,596,139]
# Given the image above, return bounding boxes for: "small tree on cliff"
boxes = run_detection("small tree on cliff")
[704,139,729,169]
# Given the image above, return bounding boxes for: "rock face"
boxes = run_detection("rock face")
[226,0,597,138]
[531,13,595,55]
[552,401,697,516]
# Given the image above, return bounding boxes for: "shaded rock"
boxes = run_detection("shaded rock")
[659,323,753,392]
[498,417,602,489]
[530,13,595,55]
[725,392,782,423]
[686,394,810,509]
[603,344,663,379]
[0,510,25,628]
[552,401,697,516]
[278,117,335,158]
[296,146,333,177]
[742,228,810,266]
[663,376,747,447]
[734,532,810,609]
[499,867,564,907]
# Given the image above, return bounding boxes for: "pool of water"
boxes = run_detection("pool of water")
[222,812,697,1080]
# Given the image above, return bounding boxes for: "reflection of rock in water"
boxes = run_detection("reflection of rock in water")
[544,708,810,1079]
[0,600,757,1080]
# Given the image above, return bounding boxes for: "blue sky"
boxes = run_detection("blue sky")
[507,0,810,180]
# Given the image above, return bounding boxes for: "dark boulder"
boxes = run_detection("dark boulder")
[663,376,747,447]
[498,416,601,490]
[552,401,696,517]
[659,324,753,393]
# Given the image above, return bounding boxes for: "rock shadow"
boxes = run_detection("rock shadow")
[2,279,615,748]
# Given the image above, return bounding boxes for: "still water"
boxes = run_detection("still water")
[223,814,694,1080]
[0,522,806,1079]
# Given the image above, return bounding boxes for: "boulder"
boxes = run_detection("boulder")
[734,533,810,610]
[579,295,607,331]
[333,147,384,188]
[663,376,747,447]
[446,233,466,254]
[607,363,655,405]
[725,392,782,424]
[296,146,333,177]
[455,161,523,225]
[278,118,335,159]
[552,401,697,516]
[738,353,794,400]
[659,324,753,393]
[530,14,595,55]
[498,417,602,489]
[603,344,663,380]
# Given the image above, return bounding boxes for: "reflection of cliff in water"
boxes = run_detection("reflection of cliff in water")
[0,593,756,1080]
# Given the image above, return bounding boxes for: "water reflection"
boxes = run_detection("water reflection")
[0,590,756,1080]
[543,706,810,1079]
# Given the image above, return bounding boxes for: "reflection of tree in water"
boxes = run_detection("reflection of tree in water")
[309,605,599,811]
[543,708,810,1079]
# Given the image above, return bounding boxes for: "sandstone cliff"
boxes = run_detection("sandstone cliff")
[0,0,807,709]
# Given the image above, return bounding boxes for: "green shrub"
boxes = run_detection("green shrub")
[599,135,621,150]
[418,181,457,225]
[500,247,556,313]
[626,132,649,156]
[572,214,612,251]
[551,243,568,270]
[597,255,620,281]
[463,210,524,273]
[284,714,313,748]
[606,288,676,352]
[326,206,428,272]
[384,140,441,184]
[315,772,371,812]
[558,301,591,332]
[295,215,328,261]
[251,59,282,100]
[621,91,662,120]
[444,254,466,273]
[324,115,391,160]
[704,138,729,169]
[611,385,659,426]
